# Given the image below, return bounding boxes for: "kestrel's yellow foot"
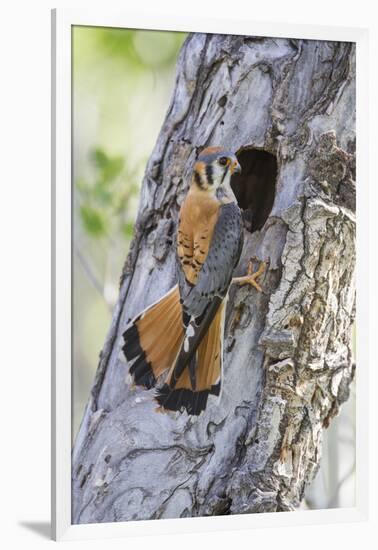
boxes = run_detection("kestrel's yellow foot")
[232,261,266,292]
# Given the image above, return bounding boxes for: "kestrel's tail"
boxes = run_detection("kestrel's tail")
[155,301,225,415]
[122,285,184,389]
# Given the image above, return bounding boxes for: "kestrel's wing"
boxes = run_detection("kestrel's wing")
[176,201,243,367]
[178,202,243,318]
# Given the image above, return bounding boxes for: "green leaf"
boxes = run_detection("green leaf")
[90,148,124,184]
[91,148,109,169]
[121,221,135,240]
[101,156,124,183]
[80,205,107,237]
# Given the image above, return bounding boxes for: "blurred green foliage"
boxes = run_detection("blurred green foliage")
[73,26,186,246]
[73,26,186,72]
[73,26,186,439]
[76,147,139,241]
[99,28,185,68]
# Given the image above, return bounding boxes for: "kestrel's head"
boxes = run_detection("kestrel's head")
[192,147,241,192]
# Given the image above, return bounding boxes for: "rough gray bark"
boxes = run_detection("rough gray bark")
[72,34,356,522]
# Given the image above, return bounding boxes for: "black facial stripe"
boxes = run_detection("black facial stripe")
[206,164,214,186]
[220,165,228,184]
[194,170,204,189]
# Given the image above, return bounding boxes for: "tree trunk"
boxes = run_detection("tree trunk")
[72,34,356,522]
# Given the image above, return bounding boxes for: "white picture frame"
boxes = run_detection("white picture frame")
[51,8,369,541]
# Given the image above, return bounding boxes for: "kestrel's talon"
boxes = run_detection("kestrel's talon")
[232,260,266,292]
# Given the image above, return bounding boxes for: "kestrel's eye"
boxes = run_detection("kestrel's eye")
[218,156,229,166]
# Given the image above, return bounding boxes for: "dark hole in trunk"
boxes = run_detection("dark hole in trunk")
[231,148,277,232]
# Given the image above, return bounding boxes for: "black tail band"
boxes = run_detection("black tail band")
[155,382,220,416]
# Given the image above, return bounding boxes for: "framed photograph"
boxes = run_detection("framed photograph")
[52,8,369,541]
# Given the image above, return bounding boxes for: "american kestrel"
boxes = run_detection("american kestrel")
[122,147,265,415]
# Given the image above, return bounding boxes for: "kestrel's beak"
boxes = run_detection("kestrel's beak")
[231,160,242,174]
